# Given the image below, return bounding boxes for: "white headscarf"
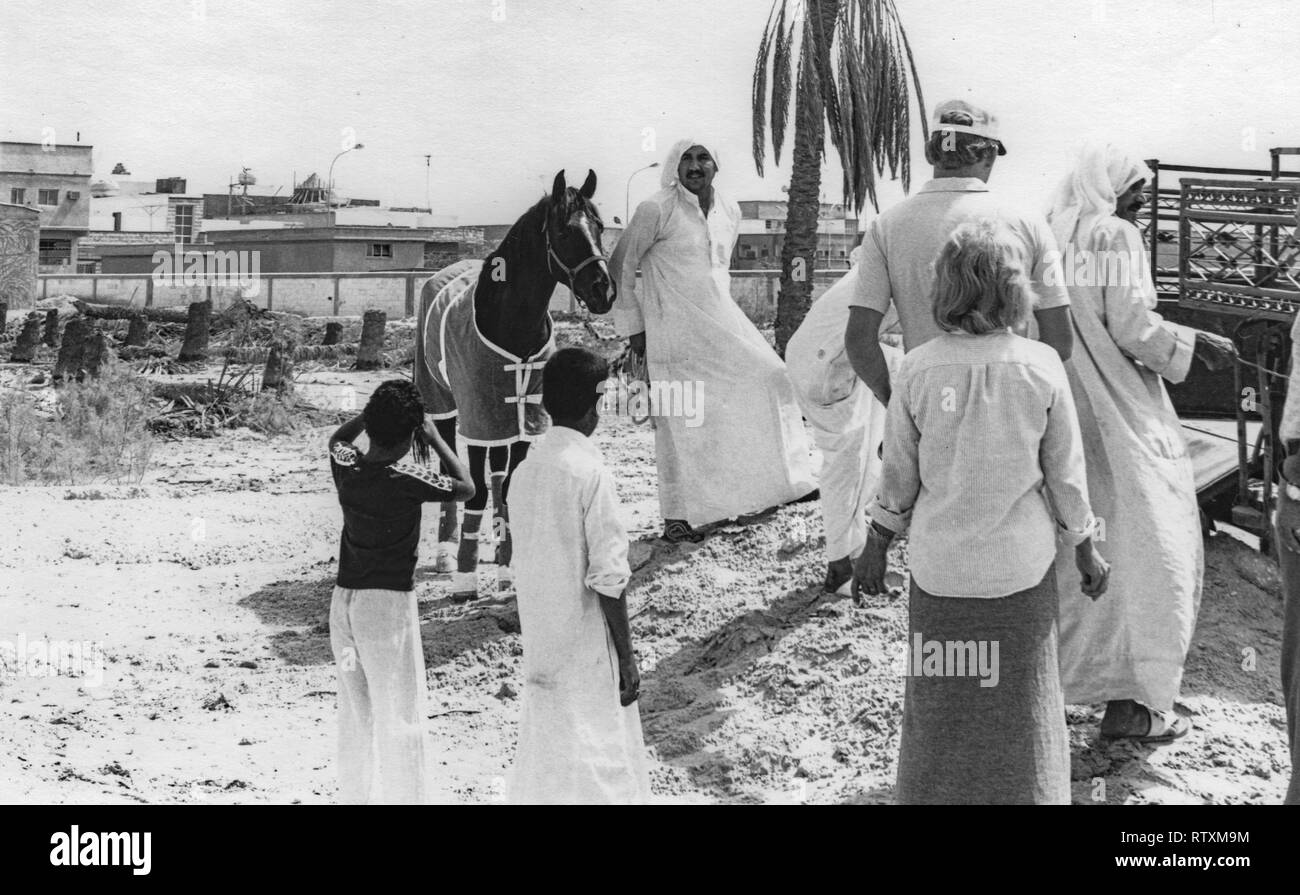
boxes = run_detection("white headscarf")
[1047,143,1153,252]
[661,139,719,189]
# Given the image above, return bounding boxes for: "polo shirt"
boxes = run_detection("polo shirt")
[851,178,1071,352]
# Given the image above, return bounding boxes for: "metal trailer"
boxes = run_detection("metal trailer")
[1135,149,1300,551]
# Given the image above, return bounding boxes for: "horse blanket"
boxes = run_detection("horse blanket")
[415,260,556,447]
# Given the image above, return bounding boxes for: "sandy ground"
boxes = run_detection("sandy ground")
[0,358,1294,805]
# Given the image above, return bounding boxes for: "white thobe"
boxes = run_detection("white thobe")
[1052,218,1202,710]
[506,425,650,804]
[610,185,815,526]
[786,258,902,561]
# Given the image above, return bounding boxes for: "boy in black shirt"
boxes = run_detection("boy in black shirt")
[327,380,474,804]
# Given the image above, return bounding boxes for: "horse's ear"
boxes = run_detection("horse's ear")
[579,169,597,199]
[551,170,567,200]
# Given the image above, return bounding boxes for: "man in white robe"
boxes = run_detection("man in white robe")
[1046,143,1236,741]
[508,348,650,804]
[610,139,816,542]
[786,244,902,592]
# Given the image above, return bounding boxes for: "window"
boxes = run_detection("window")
[173,204,194,245]
[112,212,122,232]
[39,238,72,266]
[10,188,25,204]
[367,243,393,258]
[38,188,60,205]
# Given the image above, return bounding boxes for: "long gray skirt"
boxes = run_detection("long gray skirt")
[896,569,1070,805]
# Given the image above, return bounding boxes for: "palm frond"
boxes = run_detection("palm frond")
[751,0,781,174]
[770,2,797,166]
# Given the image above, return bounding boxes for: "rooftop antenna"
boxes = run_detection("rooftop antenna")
[424,154,432,214]
[227,167,257,218]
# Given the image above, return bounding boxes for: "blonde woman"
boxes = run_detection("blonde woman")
[855,220,1109,804]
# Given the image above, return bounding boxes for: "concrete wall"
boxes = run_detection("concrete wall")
[333,240,426,272]
[36,270,850,324]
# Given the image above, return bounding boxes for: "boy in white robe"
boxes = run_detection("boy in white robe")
[507,348,650,804]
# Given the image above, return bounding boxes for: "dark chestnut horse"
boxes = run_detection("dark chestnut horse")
[415,169,615,599]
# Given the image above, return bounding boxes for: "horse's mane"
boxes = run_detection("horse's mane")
[475,188,603,296]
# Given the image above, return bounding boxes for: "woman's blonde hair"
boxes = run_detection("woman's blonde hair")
[931,219,1032,335]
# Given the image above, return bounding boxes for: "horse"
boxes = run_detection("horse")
[415,169,616,600]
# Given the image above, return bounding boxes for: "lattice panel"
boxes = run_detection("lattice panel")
[1178,179,1300,320]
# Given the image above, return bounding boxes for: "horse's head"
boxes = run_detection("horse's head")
[543,169,616,315]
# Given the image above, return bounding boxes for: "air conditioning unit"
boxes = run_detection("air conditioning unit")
[67,191,81,200]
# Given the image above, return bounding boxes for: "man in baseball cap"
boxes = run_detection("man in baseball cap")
[930,99,1007,156]
[845,96,1072,410]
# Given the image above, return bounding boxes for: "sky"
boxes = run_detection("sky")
[3,0,1298,225]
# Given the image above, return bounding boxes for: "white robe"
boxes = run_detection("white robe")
[610,184,815,526]
[1051,218,1202,710]
[786,254,902,561]
[507,426,650,804]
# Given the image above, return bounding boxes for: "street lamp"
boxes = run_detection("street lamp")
[327,143,365,224]
[625,162,660,225]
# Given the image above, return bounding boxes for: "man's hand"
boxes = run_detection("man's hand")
[628,331,646,358]
[851,530,891,606]
[618,654,641,706]
[1194,331,1236,372]
[1075,539,1110,600]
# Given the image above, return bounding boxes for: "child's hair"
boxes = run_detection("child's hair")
[363,380,427,459]
[931,219,1032,335]
[542,347,609,422]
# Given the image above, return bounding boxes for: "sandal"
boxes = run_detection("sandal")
[661,519,705,544]
[1101,701,1191,743]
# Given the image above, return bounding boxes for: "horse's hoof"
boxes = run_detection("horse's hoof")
[435,542,456,574]
[450,571,478,603]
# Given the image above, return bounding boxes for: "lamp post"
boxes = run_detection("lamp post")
[327,143,364,224]
[625,162,660,225]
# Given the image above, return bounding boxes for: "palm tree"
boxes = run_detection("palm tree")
[752,0,927,352]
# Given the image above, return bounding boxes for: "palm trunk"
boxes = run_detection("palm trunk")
[81,325,110,379]
[177,300,211,362]
[10,313,42,363]
[53,317,88,381]
[774,0,838,355]
[354,310,386,370]
[125,313,149,347]
[262,337,295,392]
[775,81,826,355]
[42,309,61,347]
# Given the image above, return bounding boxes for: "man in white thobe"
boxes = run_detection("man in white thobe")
[1046,143,1235,741]
[508,348,650,804]
[610,138,816,542]
[786,244,902,592]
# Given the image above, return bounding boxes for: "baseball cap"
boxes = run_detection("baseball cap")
[932,99,1006,155]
